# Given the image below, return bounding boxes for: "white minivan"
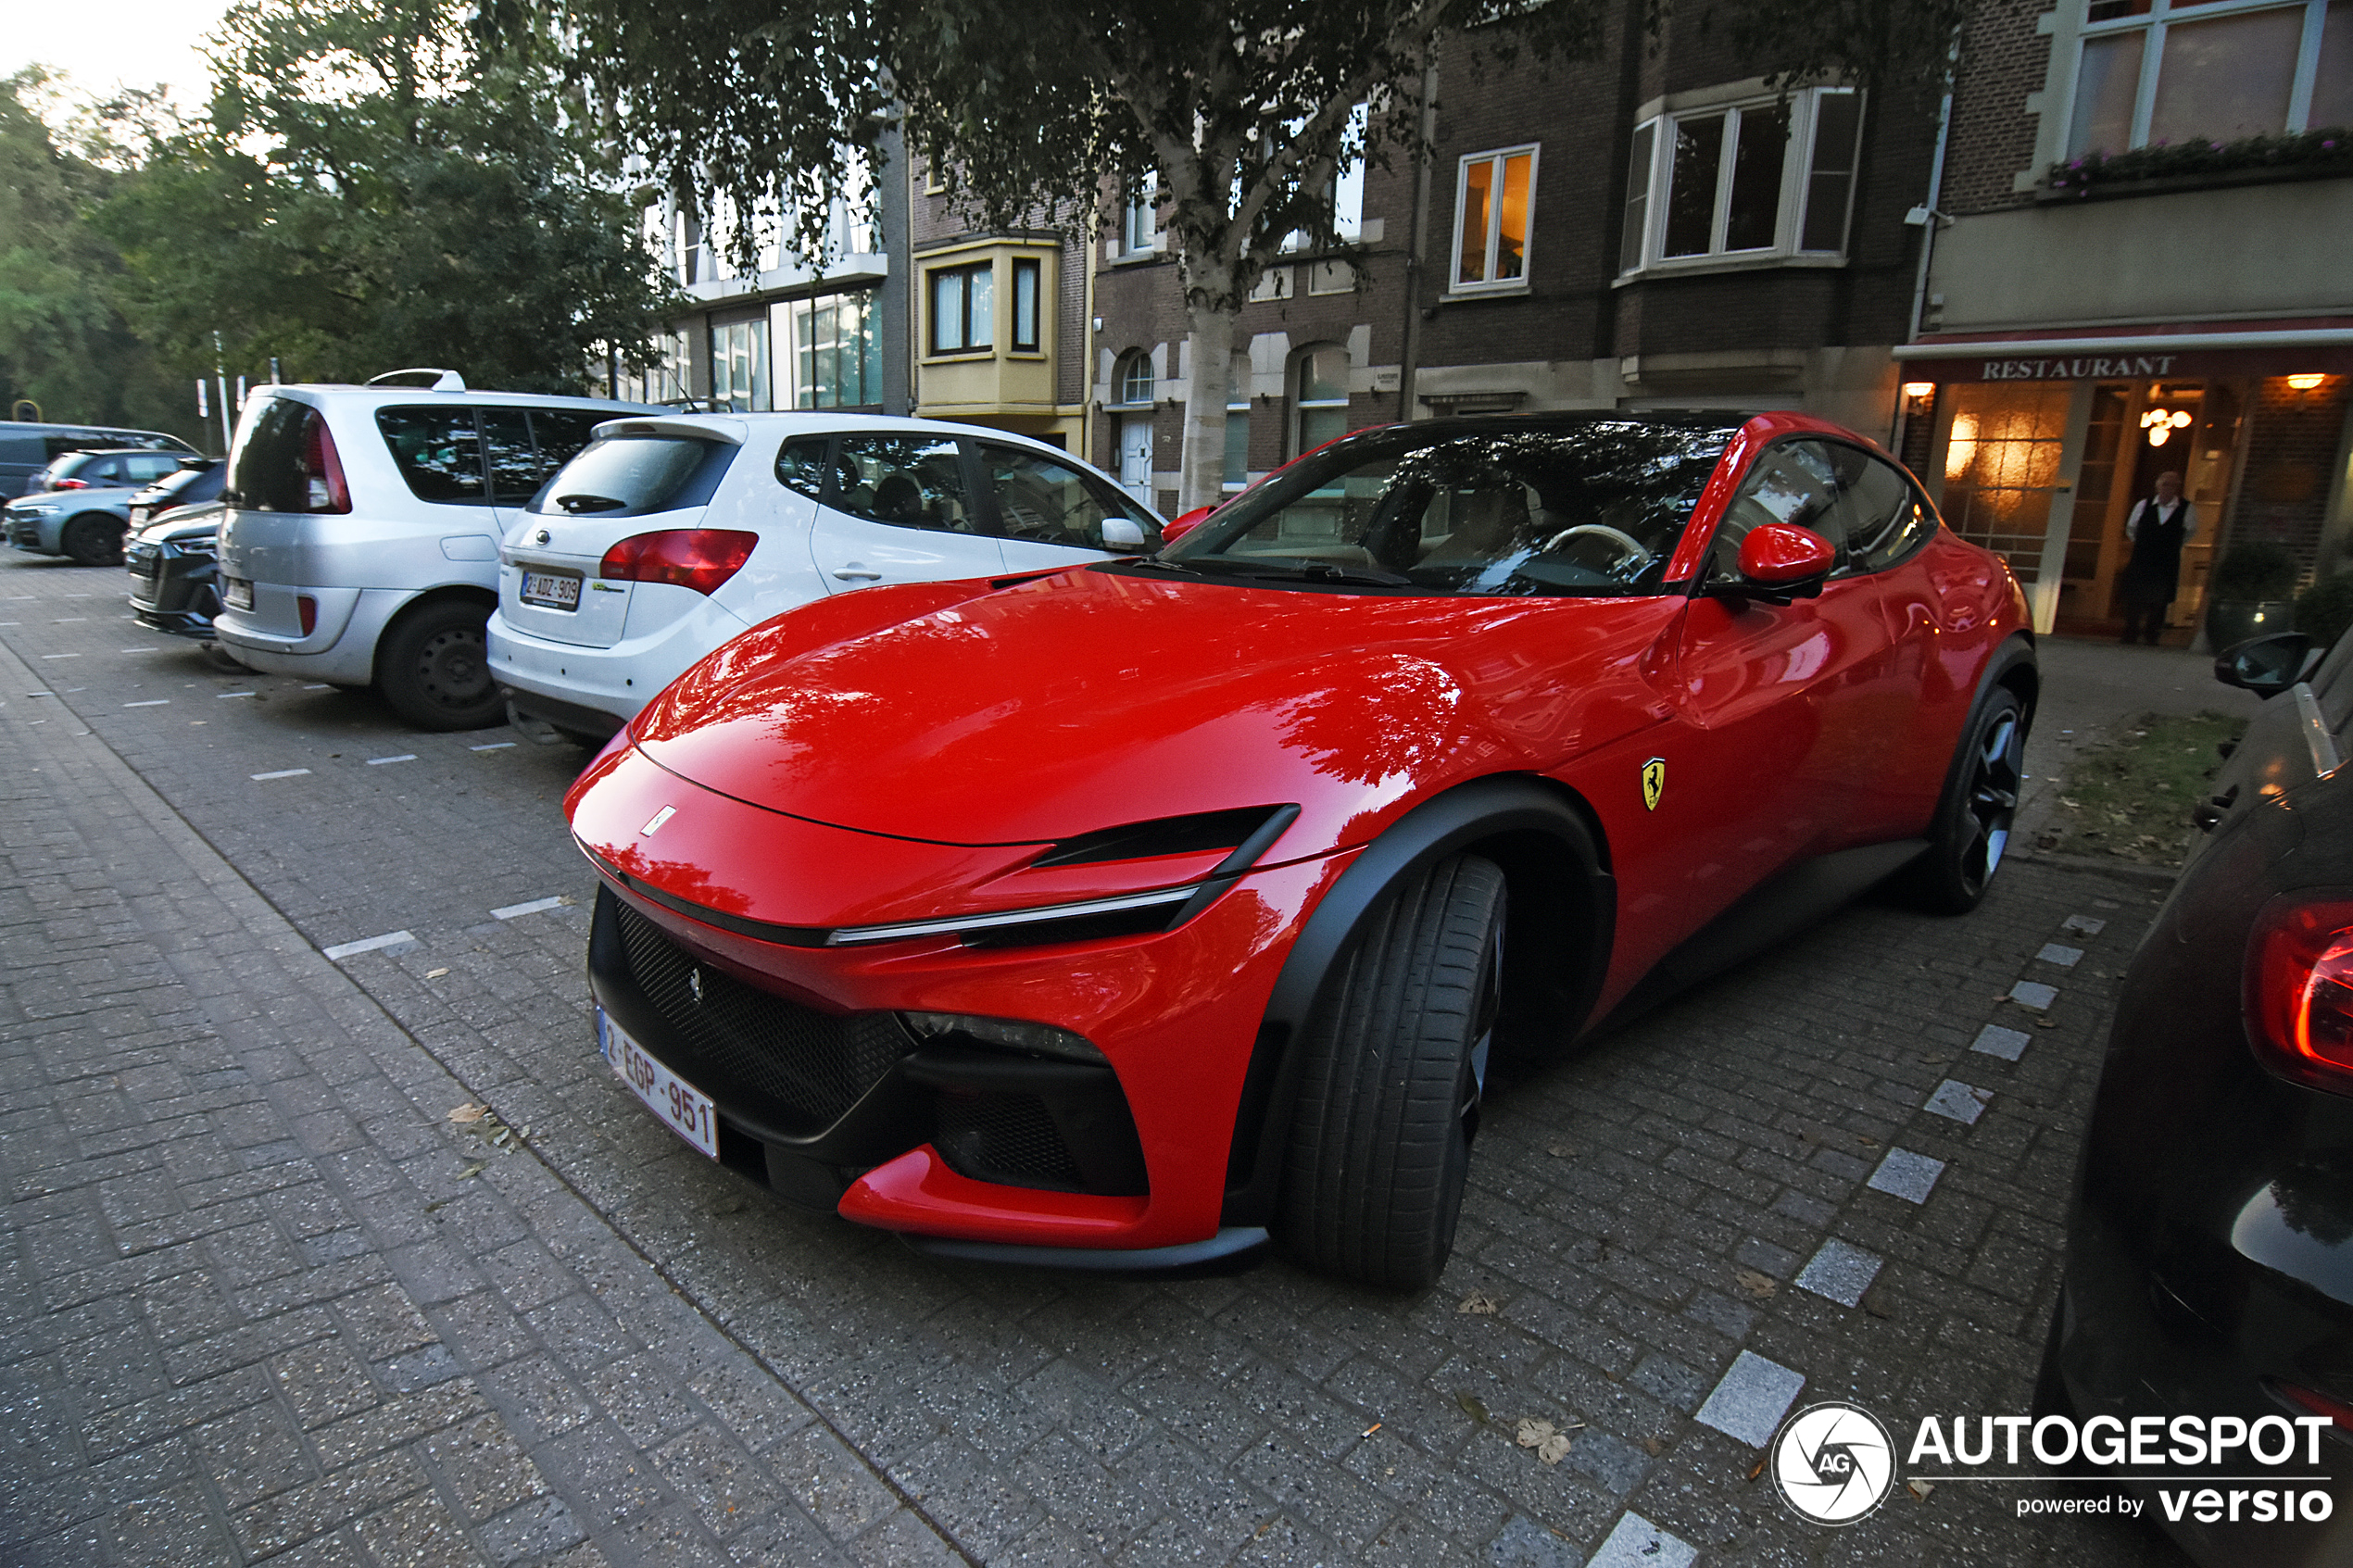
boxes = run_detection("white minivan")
[210,374,656,729]
[488,413,1163,744]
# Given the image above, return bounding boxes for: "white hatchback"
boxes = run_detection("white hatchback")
[488,413,1164,743]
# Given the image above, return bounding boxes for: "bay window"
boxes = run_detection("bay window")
[1618,88,1862,274]
[929,261,993,355]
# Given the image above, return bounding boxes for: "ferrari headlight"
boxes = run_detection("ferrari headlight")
[900,1011,1106,1063]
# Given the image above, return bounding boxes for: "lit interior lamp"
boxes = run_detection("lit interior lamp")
[2141,407,2192,445]
[2287,373,2327,391]
[1901,380,1936,413]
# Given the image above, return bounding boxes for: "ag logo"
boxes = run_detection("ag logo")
[1642,757,1666,811]
[1771,1401,1895,1525]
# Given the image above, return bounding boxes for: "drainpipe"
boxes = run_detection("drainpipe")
[1897,75,1957,450]
[1397,56,1440,423]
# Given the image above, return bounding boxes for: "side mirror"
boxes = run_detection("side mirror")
[1717,522,1835,604]
[1160,505,1215,546]
[2217,631,2316,698]
[1101,517,1148,549]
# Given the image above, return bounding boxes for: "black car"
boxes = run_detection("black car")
[125,458,223,529]
[126,503,227,636]
[2041,628,2353,1565]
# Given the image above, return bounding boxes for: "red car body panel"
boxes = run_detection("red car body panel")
[565,412,2033,1258]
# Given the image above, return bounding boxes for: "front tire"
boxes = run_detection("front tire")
[62,513,123,567]
[1905,688,2026,913]
[377,600,504,731]
[1278,854,1505,1291]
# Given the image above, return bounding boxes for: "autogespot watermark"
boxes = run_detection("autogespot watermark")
[1768,1404,2339,1528]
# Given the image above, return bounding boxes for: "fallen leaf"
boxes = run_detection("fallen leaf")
[2036,1020,2057,1030]
[1638,1436,1665,1455]
[1547,1144,1574,1158]
[447,1104,488,1123]
[1908,1478,1936,1502]
[455,1160,487,1180]
[1746,1457,1768,1482]
[1515,1418,1557,1449]
[1458,1294,1503,1316]
[424,967,449,979]
[1862,1289,1897,1320]
[1536,1434,1571,1464]
[423,1197,451,1213]
[1455,1390,1491,1425]
[1732,1267,1779,1298]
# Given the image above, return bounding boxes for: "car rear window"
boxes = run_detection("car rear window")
[229,396,331,512]
[526,435,735,519]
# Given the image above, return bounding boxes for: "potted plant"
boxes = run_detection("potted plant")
[2206,541,2300,651]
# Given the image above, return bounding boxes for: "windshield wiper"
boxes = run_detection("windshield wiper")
[555,493,626,513]
[1190,558,1421,589]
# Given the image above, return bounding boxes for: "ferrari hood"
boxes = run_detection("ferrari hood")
[629,566,1682,859]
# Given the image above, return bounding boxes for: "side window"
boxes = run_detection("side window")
[981,445,1158,551]
[529,411,608,473]
[1707,441,1845,582]
[774,437,832,502]
[480,410,543,506]
[833,435,975,533]
[376,408,490,504]
[125,453,181,483]
[1838,450,1933,571]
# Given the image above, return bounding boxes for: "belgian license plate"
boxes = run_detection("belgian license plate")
[225,577,254,610]
[598,1010,718,1158]
[521,570,583,610]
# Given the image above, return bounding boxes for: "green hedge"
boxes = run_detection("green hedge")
[2298,572,2353,652]
[2048,126,2353,194]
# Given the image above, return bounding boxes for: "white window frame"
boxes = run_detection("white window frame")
[1115,352,1156,408]
[1449,144,1541,293]
[1619,87,1860,277]
[2065,0,2344,157]
[1121,173,1159,256]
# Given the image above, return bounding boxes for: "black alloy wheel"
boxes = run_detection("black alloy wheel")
[1278,853,1507,1291]
[1906,689,2026,913]
[62,513,124,567]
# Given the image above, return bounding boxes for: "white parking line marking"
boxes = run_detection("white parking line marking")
[1868,1148,1946,1204]
[2008,980,2057,1011]
[469,742,516,751]
[219,690,257,698]
[51,618,83,623]
[25,691,51,697]
[1794,1238,1883,1307]
[123,700,170,708]
[250,769,311,781]
[121,646,165,652]
[1694,1351,1804,1448]
[1924,1080,1993,1124]
[367,754,418,766]
[1971,1023,2030,1060]
[62,594,88,598]
[322,931,417,960]
[41,653,78,659]
[492,896,567,921]
[302,684,331,689]
[0,622,16,627]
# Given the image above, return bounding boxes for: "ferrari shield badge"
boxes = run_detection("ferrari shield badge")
[1642,758,1666,812]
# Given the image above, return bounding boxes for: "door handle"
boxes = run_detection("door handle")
[2192,784,2239,833]
[833,566,882,581]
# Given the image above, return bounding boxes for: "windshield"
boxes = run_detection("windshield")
[1161,420,1739,596]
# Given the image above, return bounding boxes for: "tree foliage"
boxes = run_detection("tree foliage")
[547,0,1970,503]
[0,73,190,434]
[94,0,677,395]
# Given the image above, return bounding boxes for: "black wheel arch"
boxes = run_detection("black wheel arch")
[1932,632,2039,820]
[1219,774,1617,1228]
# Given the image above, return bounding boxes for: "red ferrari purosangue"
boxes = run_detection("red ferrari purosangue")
[565,412,2035,1288]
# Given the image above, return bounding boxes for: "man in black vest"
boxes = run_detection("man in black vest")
[2120,470,2196,646]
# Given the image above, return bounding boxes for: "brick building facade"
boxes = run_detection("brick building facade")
[1900,0,2353,639]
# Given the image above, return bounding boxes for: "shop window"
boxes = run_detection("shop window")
[790,290,883,409]
[1620,88,1861,274]
[1940,384,2074,584]
[2068,0,2353,157]
[1289,344,1351,459]
[1453,146,1537,290]
[930,261,993,355]
[710,319,769,411]
[1012,258,1042,352]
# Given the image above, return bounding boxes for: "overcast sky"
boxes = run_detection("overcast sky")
[6,0,234,113]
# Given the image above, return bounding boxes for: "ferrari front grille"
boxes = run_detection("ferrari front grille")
[606,892,917,1135]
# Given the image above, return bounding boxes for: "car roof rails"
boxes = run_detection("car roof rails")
[366,368,469,392]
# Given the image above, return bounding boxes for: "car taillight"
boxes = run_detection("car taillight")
[2245,893,2353,1096]
[2270,1378,2353,1438]
[297,596,318,636]
[598,530,758,596]
[301,414,351,513]
[50,478,89,491]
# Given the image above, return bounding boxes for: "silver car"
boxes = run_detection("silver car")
[210,374,656,729]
